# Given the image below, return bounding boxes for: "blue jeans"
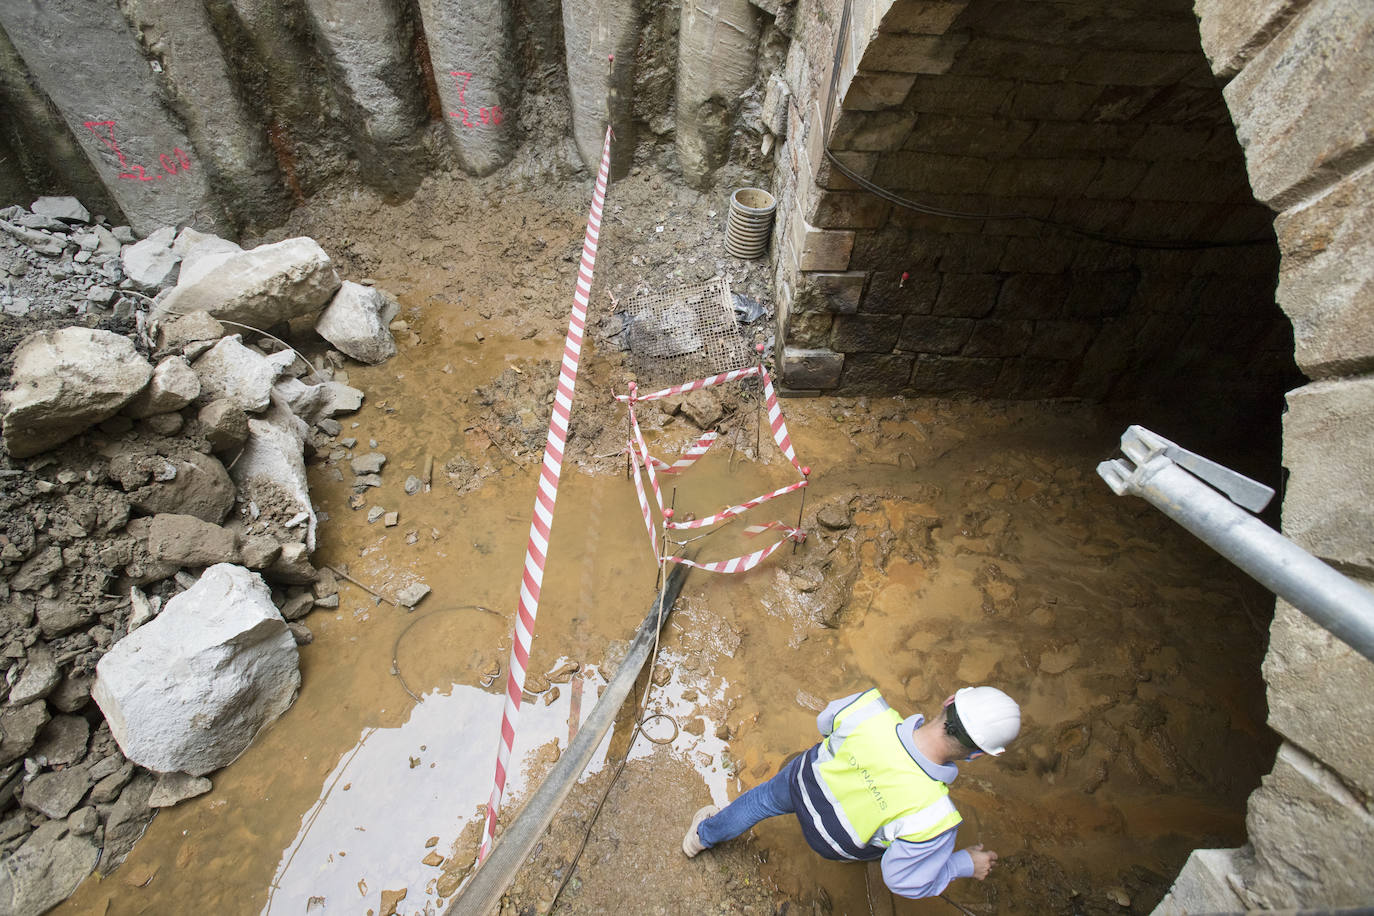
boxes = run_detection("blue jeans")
[697,755,799,848]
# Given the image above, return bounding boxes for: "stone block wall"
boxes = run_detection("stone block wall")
[1153,0,1374,910]
[770,0,1298,420]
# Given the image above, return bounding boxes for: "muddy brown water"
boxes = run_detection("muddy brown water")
[56,181,1276,916]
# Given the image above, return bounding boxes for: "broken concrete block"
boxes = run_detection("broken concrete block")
[30,196,90,223]
[231,405,316,551]
[271,377,332,425]
[198,399,250,454]
[31,714,90,767]
[154,237,341,329]
[9,546,64,592]
[318,381,364,416]
[128,449,236,524]
[0,221,67,256]
[124,355,201,418]
[314,281,399,364]
[92,564,300,776]
[351,452,387,474]
[121,236,181,291]
[175,234,244,288]
[267,541,317,585]
[192,334,296,413]
[147,513,240,567]
[1,327,154,458]
[156,310,225,357]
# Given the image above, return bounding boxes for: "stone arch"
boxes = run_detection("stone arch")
[771,0,1298,439]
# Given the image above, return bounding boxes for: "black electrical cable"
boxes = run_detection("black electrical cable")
[547,713,680,910]
[819,0,1272,252]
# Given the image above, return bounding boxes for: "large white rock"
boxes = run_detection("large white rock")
[1,328,153,458]
[231,404,317,551]
[314,281,398,364]
[175,232,244,288]
[92,564,300,776]
[154,237,340,330]
[192,335,295,413]
[121,236,181,291]
[124,355,201,418]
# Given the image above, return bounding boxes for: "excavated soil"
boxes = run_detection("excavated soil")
[51,160,1278,916]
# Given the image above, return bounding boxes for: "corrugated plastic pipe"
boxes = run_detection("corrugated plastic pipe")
[450,561,691,916]
[725,187,776,259]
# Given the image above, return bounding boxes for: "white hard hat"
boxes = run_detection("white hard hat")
[953,686,1021,756]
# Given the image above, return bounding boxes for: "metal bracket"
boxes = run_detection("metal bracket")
[1098,425,1275,513]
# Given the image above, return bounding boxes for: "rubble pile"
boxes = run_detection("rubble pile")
[0,197,400,912]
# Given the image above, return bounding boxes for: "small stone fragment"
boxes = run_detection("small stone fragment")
[148,772,213,808]
[67,806,99,836]
[0,702,50,765]
[8,643,60,705]
[351,453,386,475]
[22,765,94,819]
[816,504,852,530]
[379,888,407,916]
[396,584,430,608]
[279,591,316,621]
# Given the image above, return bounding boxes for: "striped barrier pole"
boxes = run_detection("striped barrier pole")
[477,125,613,864]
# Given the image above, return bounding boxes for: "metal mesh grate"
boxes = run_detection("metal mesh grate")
[623,277,752,388]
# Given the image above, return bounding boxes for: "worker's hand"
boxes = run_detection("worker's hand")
[967,844,998,881]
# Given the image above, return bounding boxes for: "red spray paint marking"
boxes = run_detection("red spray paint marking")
[447,71,506,129]
[83,120,192,182]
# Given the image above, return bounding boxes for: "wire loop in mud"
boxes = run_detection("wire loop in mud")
[390,605,504,702]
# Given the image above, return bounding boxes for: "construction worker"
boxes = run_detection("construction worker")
[682,685,1021,899]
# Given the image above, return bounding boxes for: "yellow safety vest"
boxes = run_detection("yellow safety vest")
[804,689,962,856]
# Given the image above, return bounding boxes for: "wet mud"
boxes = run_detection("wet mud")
[56,172,1277,916]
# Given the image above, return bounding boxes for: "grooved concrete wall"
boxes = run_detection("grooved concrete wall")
[769,0,1299,424]
[0,0,230,235]
[1154,0,1374,910]
[0,0,693,233]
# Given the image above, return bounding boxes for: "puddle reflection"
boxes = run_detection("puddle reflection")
[263,680,610,915]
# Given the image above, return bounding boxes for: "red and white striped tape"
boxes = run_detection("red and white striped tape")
[627,419,663,561]
[759,366,802,473]
[615,365,762,402]
[478,125,613,864]
[618,364,804,476]
[743,521,806,538]
[620,360,812,576]
[662,479,809,530]
[647,430,717,473]
[665,525,805,573]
